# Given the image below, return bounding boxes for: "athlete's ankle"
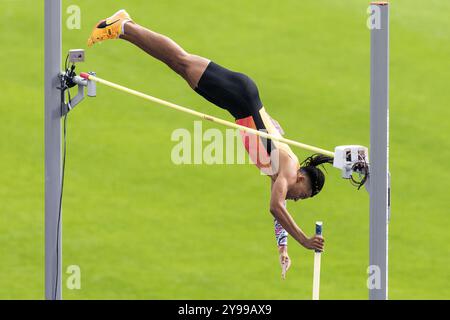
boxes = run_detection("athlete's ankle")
[122,20,135,36]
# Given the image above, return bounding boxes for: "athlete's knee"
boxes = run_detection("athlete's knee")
[168,53,191,77]
[183,55,211,88]
[170,54,205,80]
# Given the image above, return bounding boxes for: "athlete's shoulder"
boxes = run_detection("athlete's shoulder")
[277,151,298,182]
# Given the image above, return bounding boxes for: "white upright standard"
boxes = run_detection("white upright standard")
[45,0,62,300]
[369,1,390,300]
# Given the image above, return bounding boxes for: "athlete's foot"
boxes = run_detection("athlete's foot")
[87,9,134,47]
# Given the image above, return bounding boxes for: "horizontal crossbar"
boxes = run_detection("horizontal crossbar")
[80,72,335,157]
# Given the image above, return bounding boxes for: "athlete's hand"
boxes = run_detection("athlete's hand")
[278,246,291,280]
[302,235,325,252]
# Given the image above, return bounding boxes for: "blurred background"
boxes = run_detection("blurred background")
[0,0,448,299]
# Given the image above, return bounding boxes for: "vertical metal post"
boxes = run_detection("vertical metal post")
[369,1,389,300]
[45,0,62,300]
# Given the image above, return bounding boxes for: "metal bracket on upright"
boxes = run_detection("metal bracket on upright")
[59,49,96,115]
[60,72,96,115]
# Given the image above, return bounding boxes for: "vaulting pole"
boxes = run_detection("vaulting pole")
[80,73,335,157]
[45,0,62,300]
[369,1,390,300]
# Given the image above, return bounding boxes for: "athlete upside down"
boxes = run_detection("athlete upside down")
[88,10,331,279]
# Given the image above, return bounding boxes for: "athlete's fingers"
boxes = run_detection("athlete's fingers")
[314,239,324,246]
[314,238,325,245]
[315,235,324,243]
[314,241,324,250]
[281,257,291,280]
[281,264,287,280]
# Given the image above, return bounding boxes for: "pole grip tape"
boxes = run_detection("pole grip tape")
[315,221,323,236]
[315,221,323,253]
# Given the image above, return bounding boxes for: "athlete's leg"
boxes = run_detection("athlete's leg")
[87,11,261,121]
[121,22,262,120]
[121,23,209,89]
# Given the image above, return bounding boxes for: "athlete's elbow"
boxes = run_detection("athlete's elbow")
[270,204,282,217]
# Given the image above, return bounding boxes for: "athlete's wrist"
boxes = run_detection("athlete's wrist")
[298,234,308,247]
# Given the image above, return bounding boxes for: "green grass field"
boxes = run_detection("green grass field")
[0,0,449,299]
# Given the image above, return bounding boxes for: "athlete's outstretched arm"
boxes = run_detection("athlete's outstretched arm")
[270,176,324,251]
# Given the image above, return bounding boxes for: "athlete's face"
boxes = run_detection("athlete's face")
[286,175,312,202]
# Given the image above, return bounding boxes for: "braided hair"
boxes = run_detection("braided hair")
[300,154,334,197]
